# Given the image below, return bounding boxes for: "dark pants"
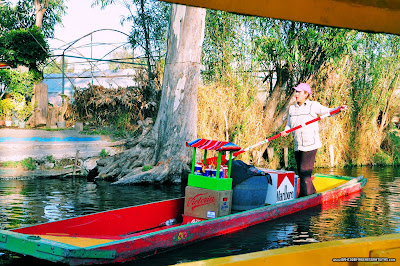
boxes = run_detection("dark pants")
[295,149,317,197]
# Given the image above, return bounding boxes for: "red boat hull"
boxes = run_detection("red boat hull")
[0,175,366,265]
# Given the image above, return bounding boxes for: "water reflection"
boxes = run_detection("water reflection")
[0,167,399,265]
[0,178,182,230]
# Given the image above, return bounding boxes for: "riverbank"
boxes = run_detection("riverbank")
[0,128,124,179]
[0,168,80,179]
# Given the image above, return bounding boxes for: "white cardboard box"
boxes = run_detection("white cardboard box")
[264,170,296,204]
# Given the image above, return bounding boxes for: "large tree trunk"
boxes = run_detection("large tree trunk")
[97,4,206,185]
[34,0,49,29]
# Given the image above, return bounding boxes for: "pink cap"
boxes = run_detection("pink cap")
[293,83,312,95]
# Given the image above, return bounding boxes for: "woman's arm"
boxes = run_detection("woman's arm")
[281,112,291,137]
[315,102,347,116]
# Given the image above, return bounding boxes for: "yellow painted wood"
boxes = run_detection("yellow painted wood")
[312,176,348,193]
[370,247,400,264]
[39,235,117,248]
[161,0,400,35]
[176,233,400,266]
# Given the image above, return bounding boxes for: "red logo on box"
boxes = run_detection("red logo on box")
[187,193,216,211]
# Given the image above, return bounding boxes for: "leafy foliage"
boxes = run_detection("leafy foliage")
[348,33,400,164]
[0,28,50,71]
[142,165,152,172]
[253,19,354,90]
[21,157,36,171]
[99,149,110,158]
[0,69,40,96]
[1,157,37,170]
[0,98,13,119]
[202,10,241,82]
[108,48,135,70]
[0,0,66,38]
[0,2,18,32]
[93,0,170,75]
[44,56,75,74]
[199,13,400,167]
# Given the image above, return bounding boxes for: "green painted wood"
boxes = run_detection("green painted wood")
[191,147,196,174]
[187,173,232,190]
[0,231,115,262]
[67,249,116,259]
[314,173,352,180]
[216,152,222,178]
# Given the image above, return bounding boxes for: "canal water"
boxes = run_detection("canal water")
[0,166,399,265]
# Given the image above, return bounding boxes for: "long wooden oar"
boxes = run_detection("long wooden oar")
[206,106,345,165]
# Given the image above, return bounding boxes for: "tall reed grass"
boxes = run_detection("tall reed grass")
[197,61,400,168]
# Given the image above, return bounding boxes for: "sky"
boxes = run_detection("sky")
[48,0,132,68]
[7,0,133,70]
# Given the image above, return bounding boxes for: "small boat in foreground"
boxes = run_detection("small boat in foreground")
[0,174,366,265]
[176,232,400,266]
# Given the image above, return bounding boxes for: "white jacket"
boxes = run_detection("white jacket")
[284,99,331,151]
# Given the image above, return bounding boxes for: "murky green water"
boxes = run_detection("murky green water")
[0,166,399,265]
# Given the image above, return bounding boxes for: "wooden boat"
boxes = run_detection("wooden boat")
[0,173,366,265]
[177,232,400,266]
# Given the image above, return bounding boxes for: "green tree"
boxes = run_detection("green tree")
[202,10,240,82]
[0,69,38,97]
[93,0,170,99]
[0,0,66,38]
[0,2,18,33]
[0,27,50,72]
[108,48,134,70]
[96,5,206,184]
[44,56,75,73]
[349,33,400,164]
[252,19,355,131]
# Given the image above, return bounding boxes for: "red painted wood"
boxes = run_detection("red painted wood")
[8,175,366,264]
[89,178,365,264]
[13,198,185,238]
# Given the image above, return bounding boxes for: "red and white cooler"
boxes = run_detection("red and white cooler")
[264,170,296,205]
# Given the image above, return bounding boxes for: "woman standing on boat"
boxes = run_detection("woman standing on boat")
[281,83,347,197]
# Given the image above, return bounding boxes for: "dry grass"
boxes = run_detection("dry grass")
[197,82,271,166]
[197,59,399,168]
[197,80,348,168]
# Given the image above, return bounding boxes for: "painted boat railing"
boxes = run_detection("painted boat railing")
[0,174,367,265]
[176,232,400,266]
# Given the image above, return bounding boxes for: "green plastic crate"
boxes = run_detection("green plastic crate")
[188,173,232,191]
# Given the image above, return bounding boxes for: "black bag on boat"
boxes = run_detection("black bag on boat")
[230,160,272,187]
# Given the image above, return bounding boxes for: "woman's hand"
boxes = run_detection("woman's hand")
[340,105,348,111]
[281,131,289,137]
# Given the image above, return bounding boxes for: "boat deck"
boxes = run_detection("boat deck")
[38,235,116,248]
[0,173,367,265]
[14,175,350,249]
[312,174,348,192]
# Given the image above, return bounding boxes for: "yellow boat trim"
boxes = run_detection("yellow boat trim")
[176,233,400,266]
[162,0,400,36]
[38,235,117,248]
[312,176,348,193]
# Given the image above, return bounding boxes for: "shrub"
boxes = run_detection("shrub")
[0,28,49,71]
[0,69,39,97]
[46,155,55,163]
[21,157,36,170]
[142,165,153,172]
[99,149,109,158]
[0,98,13,119]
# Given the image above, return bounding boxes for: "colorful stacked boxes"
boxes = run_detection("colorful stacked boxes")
[183,139,241,220]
